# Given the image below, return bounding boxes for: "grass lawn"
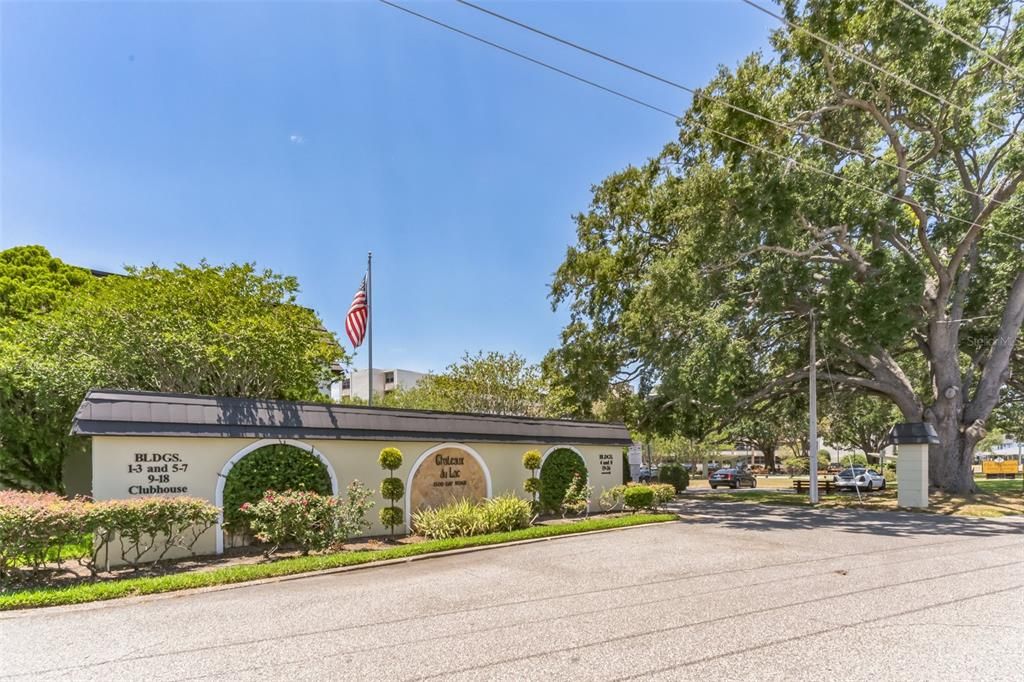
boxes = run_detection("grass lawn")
[690,478,1023,518]
[0,513,676,611]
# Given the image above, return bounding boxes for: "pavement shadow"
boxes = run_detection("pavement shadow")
[668,499,1024,538]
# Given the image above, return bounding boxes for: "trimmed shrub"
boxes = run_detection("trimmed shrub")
[0,492,90,577]
[241,483,372,556]
[222,444,332,535]
[378,447,404,535]
[380,477,404,501]
[649,483,676,508]
[378,447,403,471]
[658,462,689,493]
[90,496,219,569]
[560,472,593,517]
[378,506,404,531]
[623,485,654,512]
[522,449,542,511]
[539,448,587,514]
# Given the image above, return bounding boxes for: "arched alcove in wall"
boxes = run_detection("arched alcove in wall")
[405,443,493,526]
[539,446,588,514]
[214,439,339,553]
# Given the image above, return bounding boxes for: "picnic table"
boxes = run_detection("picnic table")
[792,478,837,494]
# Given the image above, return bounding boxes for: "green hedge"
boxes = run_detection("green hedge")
[658,463,689,492]
[539,448,588,514]
[222,445,332,534]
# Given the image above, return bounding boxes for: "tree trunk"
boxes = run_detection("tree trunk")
[926,402,980,495]
[763,446,777,473]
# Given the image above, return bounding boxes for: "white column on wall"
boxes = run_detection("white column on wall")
[214,438,340,554]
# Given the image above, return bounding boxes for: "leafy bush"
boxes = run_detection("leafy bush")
[413,495,533,539]
[599,485,626,511]
[480,494,532,533]
[0,492,90,577]
[560,472,593,517]
[648,483,676,508]
[222,444,332,534]
[91,497,219,569]
[539,448,587,514]
[378,447,404,535]
[658,462,689,492]
[623,485,654,512]
[241,483,373,556]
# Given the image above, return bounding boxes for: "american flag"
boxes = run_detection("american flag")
[345,276,368,347]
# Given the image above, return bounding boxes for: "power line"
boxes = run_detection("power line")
[377,1,1023,245]
[738,0,1011,135]
[892,0,1024,81]
[456,0,1022,216]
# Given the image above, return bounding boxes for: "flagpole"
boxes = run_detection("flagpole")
[367,251,373,407]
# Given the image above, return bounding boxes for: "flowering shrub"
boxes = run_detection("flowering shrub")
[241,482,373,556]
[560,472,593,518]
[0,491,90,577]
[412,494,532,539]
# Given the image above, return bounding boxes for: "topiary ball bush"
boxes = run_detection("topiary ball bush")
[380,477,404,501]
[523,477,541,494]
[522,450,542,471]
[379,505,404,530]
[539,448,587,514]
[623,485,654,512]
[222,444,332,534]
[378,447,403,471]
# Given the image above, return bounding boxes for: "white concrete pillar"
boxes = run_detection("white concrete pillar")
[888,423,939,509]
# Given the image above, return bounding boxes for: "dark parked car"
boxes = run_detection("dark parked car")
[709,468,757,489]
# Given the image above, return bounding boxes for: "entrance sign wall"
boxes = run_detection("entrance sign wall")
[74,390,632,558]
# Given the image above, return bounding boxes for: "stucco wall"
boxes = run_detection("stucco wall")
[90,436,623,557]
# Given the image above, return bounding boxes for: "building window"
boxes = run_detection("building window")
[384,371,395,384]
[342,379,351,390]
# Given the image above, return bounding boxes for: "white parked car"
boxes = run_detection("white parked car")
[835,467,886,491]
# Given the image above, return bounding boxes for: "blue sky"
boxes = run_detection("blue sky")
[1,0,771,373]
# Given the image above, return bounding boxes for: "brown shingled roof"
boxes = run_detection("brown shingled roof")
[71,389,632,446]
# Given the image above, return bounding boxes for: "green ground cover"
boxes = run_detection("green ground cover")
[0,513,676,611]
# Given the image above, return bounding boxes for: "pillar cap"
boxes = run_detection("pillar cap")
[888,422,940,445]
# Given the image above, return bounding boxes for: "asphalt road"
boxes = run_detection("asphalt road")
[2,504,1022,681]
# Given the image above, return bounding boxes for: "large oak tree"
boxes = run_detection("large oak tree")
[546,0,1022,493]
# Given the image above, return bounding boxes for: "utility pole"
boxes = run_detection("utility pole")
[809,310,819,504]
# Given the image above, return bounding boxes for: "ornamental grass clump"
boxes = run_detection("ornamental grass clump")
[378,447,404,535]
[648,483,677,509]
[412,494,532,540]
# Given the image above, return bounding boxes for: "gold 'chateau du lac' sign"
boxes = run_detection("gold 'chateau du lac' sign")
[409,447,487,512]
